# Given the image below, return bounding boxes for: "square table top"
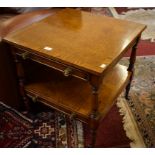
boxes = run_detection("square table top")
[4,8,146,75]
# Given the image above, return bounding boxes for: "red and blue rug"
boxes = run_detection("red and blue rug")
[0,101,130,148]
[0,101,85,148]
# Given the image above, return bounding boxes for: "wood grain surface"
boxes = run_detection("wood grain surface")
[24,60,130,121]
[3,8,146,75]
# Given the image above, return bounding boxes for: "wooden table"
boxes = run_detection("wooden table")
[3,8,146,147]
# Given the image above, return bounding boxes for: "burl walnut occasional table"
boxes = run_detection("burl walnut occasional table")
[3,8,146,147]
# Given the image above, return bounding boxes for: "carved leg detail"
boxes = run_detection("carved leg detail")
[125,36,140,99]
[18,77,30,110]
[89,116,98,147]
[12,49,30,110]
[125,72,134,100]
[90,129,96,147]
[89,86,99,147]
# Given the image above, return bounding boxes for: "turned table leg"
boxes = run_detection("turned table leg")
[89,86,99,147]
[11,48,30,110]
[125,36,140,99]
[89,118,98,147]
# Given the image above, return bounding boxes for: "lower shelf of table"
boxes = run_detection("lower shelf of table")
[25,63,131,122]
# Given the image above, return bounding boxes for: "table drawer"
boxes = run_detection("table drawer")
[13,46,89,81]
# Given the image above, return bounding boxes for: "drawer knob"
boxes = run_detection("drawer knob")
[21,52,30,60]
[64,67,72,77]
[32,96,38,103]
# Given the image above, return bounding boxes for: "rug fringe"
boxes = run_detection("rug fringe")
[116,96,146,148]
[109,7,119,18]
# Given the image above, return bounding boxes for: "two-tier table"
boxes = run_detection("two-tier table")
[2,8,146,147]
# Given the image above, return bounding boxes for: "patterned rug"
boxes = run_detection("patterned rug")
[0,102,84,148]
[120,56,155,147]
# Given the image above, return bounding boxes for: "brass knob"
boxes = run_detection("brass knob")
[21,52,30,60]
[32,96,38,103]
[63,67,72,77]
